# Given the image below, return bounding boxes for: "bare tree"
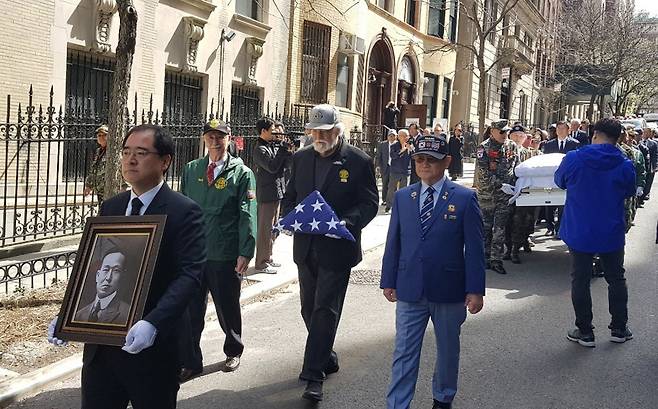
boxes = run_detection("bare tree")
[104,0,138,199]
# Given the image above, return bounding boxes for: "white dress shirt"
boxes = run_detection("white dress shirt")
[209,152,229,180]
[419,175,447,212]
[125,180,164,216]
[93,291,117,310]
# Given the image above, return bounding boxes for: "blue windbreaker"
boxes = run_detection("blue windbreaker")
[554,143,636,253]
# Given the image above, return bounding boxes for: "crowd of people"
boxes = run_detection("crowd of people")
[46,102,655,409]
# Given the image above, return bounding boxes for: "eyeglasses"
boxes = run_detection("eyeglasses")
[97,266,123,279]
[414,155,440,164]
[121,148,160,159]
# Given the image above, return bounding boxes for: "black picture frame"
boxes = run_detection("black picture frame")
[55,215,166,346]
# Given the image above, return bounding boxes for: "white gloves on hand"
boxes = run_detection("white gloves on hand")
[122,320,157,354]
[636,187,644,197]
[501,184,516,195]
[47,317,68,346]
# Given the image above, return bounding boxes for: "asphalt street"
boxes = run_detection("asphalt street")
[10,197,658,409]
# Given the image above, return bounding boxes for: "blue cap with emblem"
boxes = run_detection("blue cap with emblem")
[305,104,340,130]
[411,134,448,160]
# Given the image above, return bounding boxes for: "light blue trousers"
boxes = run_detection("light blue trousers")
[386,298,466,409]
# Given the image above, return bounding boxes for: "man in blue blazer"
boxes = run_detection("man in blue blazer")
[381,134,486,409]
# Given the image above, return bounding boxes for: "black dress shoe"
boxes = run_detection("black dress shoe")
[502,252,511,261]
[302,381,323,402]
[324,362,339,375]
[432,399,452,409]
[224,356,240,372]
[179,367,202,383]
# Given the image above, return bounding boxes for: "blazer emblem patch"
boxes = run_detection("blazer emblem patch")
[339,169,349,183]
[215,177,228,190]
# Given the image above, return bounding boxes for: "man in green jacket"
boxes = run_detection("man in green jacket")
[178,118,257,381]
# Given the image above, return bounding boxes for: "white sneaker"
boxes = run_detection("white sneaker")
[267,261,282,268]
[255,266,278,274]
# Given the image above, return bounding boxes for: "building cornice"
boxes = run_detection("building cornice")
[178,0,216,14]
[231,13,272,40]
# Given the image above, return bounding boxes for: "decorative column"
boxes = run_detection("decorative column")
[93,0,118,53]
[245,37,265,85]
[182,17,207,73]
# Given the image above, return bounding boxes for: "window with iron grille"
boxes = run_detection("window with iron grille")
[301,21,331,104]
[64,49,115,180]
[355,54,365,113]
[231,84,262,120]
[236,0,262,21]
[163,71,203,122]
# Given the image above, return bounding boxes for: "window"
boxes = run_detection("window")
[428,0,446,38]
[335,54,352,108]
[442,77,452,119]
[423,74,439,122]
[231,84,262,119]
[377,0,394,13]
[485,0,497,42]
[519,93,528,124]
[301,21,331,104]
[65,49,115,180]
[163,71,203,121]
[406,0,419,27]
[355,54,365,113]
[236,0,262,21]
[448,0,458,42]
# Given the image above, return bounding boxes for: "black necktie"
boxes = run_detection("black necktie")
[130,198,144,216]
[560,141,564,152]
[89,300,101,322]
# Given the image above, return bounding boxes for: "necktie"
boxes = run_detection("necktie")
[560,141,564,152]
[130,197,144,216]
[207,162,217,185]
[89,300,101,322]
[420,186,435,233]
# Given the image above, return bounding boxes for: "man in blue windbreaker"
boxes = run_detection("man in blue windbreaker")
[555,118,636,348]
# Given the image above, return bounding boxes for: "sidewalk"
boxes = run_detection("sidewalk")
[0,162,475,406]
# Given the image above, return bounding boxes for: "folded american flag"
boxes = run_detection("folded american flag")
[273,190,355,242]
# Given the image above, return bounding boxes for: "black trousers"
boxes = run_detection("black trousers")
[642,171,655,200]
[186,260,243,369]
[381,167,390,204]
[297,244,350,381]
[545,206,564,232]
[570,249,628,333]
[81,345,179,409]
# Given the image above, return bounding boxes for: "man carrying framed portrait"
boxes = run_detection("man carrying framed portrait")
[48,124,207,409]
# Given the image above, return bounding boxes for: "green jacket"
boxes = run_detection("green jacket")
[181,155,257,261]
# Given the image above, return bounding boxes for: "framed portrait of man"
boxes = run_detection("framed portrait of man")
[55,215,166,346]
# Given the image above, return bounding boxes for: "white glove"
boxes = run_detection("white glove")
[501,183,516,195]
[122,320,157,354]
[636,187,644,197]
[47,316,68,346]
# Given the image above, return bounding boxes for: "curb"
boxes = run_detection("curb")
[0,272,300,408]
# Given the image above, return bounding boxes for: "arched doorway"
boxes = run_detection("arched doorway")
[397,55,416,108]
[365,38,394,140]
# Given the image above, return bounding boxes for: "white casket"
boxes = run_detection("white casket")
[509,153,566,207]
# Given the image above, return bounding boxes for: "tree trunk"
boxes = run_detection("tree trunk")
[104,0,138,200]
[476,51,487,142]
[586,93,597,121]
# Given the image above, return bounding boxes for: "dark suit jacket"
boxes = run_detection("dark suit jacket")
[570,130,589,146]
[83,183,206,365]
[542,137,580,154]
[252,137,292,202]
[281,140,379,270]
[375,141,391,174]
[381,180,486,303]
[75,296,130,325]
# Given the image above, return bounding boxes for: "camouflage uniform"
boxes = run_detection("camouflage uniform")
[84,147,106,203]
[476,137,518,265]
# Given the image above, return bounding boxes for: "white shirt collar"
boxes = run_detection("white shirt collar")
[126,180,164,216]
[420,175,446,198]
[94,291,117,310]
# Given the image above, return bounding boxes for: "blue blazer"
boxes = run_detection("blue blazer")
[380,180,486,303]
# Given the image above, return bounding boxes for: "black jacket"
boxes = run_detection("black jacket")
[570,130,590,146]
[542,137,580,154]
[83,183,206,365]
[375,141,391,172]
[252,137,292,202]
[448,135,464,174]
[282,140,379,270]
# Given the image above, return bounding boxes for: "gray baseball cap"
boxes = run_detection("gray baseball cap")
[305,104,340,130]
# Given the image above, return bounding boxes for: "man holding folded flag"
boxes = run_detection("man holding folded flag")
[281,104,378,402]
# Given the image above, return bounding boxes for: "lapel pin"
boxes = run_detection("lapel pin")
[411,191,417,200]
[442,192,448,200]
[448,204,456,212]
